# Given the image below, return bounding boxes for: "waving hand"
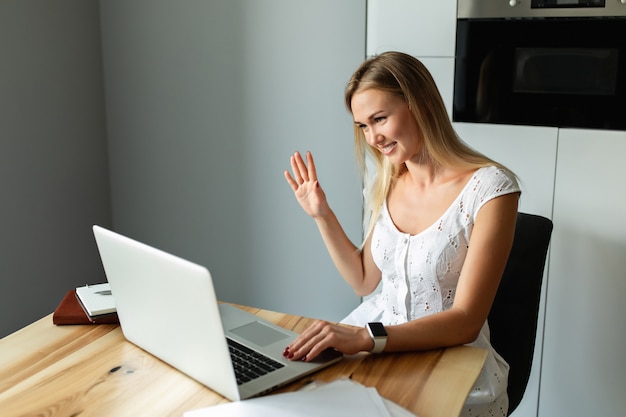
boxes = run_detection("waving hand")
[284,151,330,219]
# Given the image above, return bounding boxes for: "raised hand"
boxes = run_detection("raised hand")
[284,151,330,219]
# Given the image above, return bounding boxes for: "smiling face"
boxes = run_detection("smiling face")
[351,88,423,165]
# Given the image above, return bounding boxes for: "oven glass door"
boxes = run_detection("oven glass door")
[453,18,626,130]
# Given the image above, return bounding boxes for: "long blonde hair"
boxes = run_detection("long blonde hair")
[345,52,510,241]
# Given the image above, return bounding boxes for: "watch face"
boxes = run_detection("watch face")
[368,322,387,337]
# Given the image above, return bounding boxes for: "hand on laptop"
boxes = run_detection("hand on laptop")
[283,320,373,362]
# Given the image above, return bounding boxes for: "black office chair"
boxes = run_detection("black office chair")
[488,212,553,415]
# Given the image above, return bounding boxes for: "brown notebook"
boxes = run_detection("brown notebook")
[53,289,119,325]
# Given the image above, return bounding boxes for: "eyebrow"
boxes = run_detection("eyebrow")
[353,110,385,126]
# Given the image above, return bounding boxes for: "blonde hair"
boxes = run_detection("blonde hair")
[345,52,510,241]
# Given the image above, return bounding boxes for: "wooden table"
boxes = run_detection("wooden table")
[0,305,487,417]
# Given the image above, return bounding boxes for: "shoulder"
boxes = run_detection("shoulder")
[471,166,519,193]
[463,166,520,218]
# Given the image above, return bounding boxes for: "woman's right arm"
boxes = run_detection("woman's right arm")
[284,151,381,296]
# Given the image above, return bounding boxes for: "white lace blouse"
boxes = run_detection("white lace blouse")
[341,166,521,417]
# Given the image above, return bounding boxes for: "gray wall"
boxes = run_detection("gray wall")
[0,1,112,337]
[99,1,366,321]
[0,0,366,339]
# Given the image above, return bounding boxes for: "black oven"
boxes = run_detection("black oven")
[453,0,626,130]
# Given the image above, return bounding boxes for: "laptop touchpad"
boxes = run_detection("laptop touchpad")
[230,321,290,347]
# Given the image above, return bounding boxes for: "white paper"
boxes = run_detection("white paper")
[184,379,397,417]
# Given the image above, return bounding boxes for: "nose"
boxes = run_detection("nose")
[365,126,383,147]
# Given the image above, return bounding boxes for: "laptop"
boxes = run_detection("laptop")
[92,225,342,401]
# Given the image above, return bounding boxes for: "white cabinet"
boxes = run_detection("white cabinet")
[454,122,557,417]
[539,129,626,417]
[367,3,626,417]
[454,123,557,219]
[367,0,457,57]
[420,57,455,117]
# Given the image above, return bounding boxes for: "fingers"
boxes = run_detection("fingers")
[284,155,304,192]
[294,152,310,183]
[284,170,298,191]
[305,151,318,182]
[289,153,305,185]
[284,151,327,218]
[284,320,337,362]
[286,151,317,187]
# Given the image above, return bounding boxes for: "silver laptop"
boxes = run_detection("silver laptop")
[92,225,342,401]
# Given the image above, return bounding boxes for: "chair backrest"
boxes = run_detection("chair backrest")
[488,212,553,415]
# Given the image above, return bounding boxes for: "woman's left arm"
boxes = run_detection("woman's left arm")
[285,192,519,361]
[384,191,520,351]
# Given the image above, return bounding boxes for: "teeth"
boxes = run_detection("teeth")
[383,143,396,152]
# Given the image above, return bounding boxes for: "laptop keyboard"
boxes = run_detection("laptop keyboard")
[227,338,285,385]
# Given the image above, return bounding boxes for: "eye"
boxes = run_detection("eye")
[374,116,386,124]
[356,123,368,131]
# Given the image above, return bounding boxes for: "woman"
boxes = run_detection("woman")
[284,51,519,417]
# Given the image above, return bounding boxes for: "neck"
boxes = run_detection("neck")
[403,153,440,187]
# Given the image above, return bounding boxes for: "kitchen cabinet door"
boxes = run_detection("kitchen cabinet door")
[367,0,457,57]
[539,128,626,417]
[420,57,455,117]
[454,122,557,219]
[454,122,558,417]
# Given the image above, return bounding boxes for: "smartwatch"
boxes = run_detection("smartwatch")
[366,322,387,353]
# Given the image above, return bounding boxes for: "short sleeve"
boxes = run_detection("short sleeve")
[466,167,521,221]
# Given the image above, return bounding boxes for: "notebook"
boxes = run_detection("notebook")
[75,283,116,316]
[92,225,342,401]
[52,289,119,325]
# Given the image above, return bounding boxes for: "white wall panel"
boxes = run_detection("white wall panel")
[367,0,457,57]
[455,122,557,417]
[454,123,557,219]
[540,129,626,417]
